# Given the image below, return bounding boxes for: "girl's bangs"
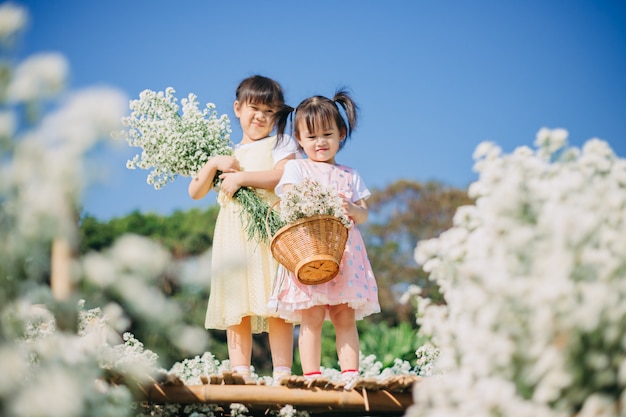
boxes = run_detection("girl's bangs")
[303,105,335,133]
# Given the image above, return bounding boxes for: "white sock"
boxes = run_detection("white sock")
[303,371,322,380]
[273,365,291,378]
[232,365,251,376]
[341,369,359,381]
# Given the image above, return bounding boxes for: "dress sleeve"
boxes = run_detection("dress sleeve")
[275,160,304,197]
[272,134,300,164]
[351,168,371,202]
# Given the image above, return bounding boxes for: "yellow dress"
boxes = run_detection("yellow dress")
[205,136,281,333]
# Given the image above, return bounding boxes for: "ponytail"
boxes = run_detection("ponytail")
[333,88,358,139]
[275,104,295,147]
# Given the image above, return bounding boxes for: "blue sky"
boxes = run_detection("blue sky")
[20,0,626,220]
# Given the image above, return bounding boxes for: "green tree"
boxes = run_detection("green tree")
[80,206,219,257]
[365,179,472,324]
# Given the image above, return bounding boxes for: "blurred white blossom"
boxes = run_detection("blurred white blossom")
[8,53,68,102]
[0,2,27,42]
[11,365,85,417]
[0,3,206,416]
[409,128,626,417]
[0,109,16,137]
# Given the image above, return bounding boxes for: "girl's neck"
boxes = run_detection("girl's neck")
[239,135,271,145]
[309,157,337,165]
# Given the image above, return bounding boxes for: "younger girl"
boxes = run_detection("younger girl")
[271,89,380,383]
[189,75,298,383]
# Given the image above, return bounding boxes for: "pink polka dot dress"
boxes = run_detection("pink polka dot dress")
[269,159,380,322]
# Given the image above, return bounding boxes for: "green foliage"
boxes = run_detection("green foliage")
[364,179,472,322]
[359,320,425,368]
[293,320,425,372]
[79,206,219,256]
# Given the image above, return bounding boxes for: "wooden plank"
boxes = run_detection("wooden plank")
[143,383,414,415]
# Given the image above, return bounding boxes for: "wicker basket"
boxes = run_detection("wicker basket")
[270,214,349,285]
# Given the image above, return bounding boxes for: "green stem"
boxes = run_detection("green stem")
[213,173,285,244]
[234,187,285,243]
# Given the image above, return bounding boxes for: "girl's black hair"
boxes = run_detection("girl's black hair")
[236,75,290,146]
[275,88,358,151]
[235,75,285,108]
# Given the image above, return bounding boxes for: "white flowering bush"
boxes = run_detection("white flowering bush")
[278,177,351,228]
[0,3,210,416]
[408,128,626,417]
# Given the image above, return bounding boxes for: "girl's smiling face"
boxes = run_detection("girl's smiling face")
[296,120,345,164]
[234,100,277,143]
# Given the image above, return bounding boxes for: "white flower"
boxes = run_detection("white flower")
[11,366,85,417]
[534,126,568,155]
[472,140,501,160]
[108,234,171,279]
[169,325,209,355]
[230,403,249,417]
[0,345,29,395]
[8,52,69,102]
[0,2,27,41]
[279,177,351,227]
[83,252,117,287]
[0,110,16,138]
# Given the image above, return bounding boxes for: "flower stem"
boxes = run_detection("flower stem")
[233,187,285,243]
[213,173,285,244]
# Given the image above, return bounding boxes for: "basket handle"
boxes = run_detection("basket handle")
[265,200,281,240]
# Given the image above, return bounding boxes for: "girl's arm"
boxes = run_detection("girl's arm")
[343,198,368,225]
[345,169,370,224]
[218,154,296,198]
[188,155,240,200]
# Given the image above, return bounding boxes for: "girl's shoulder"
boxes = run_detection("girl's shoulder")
[297,159,356,173]
[273,134,301,162]
[331,162,358,176]
[235,135,276,150]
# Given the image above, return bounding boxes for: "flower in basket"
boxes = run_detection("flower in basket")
[277,177,352,228]
[114,87,282,243]
[272,177,352,285]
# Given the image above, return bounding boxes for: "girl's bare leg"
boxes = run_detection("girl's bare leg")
[298,305,326,374]
[329,304,359,371]
[268,317,294,369]
[269,317,294,383]
[227,316,252,372]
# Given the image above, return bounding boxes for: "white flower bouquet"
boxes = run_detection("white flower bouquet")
[121,87,232,189]
[116,87,283,243]
[271,178,351,285]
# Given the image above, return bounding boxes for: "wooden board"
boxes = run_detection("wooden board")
[140,373,420,416]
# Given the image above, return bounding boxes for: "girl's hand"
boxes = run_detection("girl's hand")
[189,155,239,200]
[218,171,244,198]
[341,196,368,225]
[213,155,240,172]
